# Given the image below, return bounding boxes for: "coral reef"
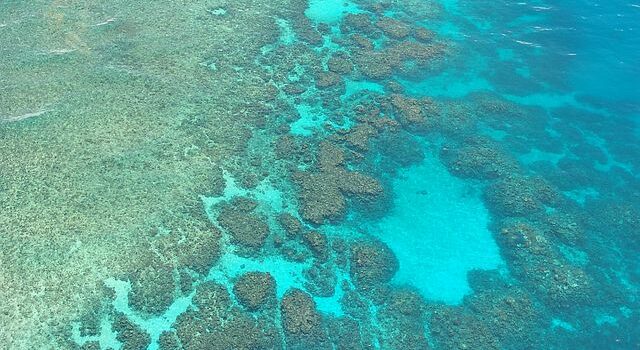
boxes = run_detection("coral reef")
[155,212,223,276]
[389,94,437,131]
[349,239,398,291]
[112,314,150,350]
[79,342,101,350]
[0,0,289,345]
[280,288,330,350]
[327,317,365,350]
[303,262,338,297]
[175,280,282,349]
[158,331,181,350]
[293,142,383,224]
[413,27,435,42]
[440,138,520,180]
[497,220,594,308]
[341,13,377,35]
[175,308,281,350]
[376,17,411,39]
[327,53,354,75]
[352,41,445,81]
[302,231,329,261]
[484,175,560,218]
[429,306,501,350]
[315,71,344,89]
[2,0,637,348]
[378,289,429,350]
[233,272,277,311]
[128,256,176,315]
[217,198,270,255]
[278,213,304,237]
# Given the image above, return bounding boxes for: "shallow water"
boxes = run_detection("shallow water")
[1,0,639,349]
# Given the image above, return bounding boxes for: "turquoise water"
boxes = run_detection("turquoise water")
[370,150,503,304]
[1,0,639,349]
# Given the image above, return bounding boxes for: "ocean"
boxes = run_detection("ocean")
[0,0,638,349]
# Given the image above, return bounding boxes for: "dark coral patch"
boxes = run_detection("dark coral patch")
[377,289,429,350]
[376,17,411,39]
[112,314,150,350]
[128,257,176,315]
[280,288,330,350]
[302,231,329,261]
[349,239,398,291]
[294,142,383,224]
[217,198,270,255]
[484,175,559,218]
[233,271,277,311]
[440,139,520,180]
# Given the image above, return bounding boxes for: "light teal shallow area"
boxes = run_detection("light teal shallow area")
[371,150,503,304]
[305,0,362,23]
[1,0,639,349]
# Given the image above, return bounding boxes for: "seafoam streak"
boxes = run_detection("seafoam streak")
[0,110,52,123]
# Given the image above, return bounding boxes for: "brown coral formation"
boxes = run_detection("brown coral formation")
[303,231,329,261]
[429,306,501,350]
[280,288,330,350]
[315,71,344,89]
[278,212,304,237]
[303,262,337,297]
[497,220,593,308]
[293,141,383,224]
[376,17,411,39]
[233,272,277,311]
[128,257,177,315]
[217,198,270,255]
[175,281,282,350]
[327,53,354,75]
[377,289,430,350]
[349,239,398,291]
[351,39,446,80]
[484,175,560,218]
[113,314,150,350]
[440,138,521,180]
